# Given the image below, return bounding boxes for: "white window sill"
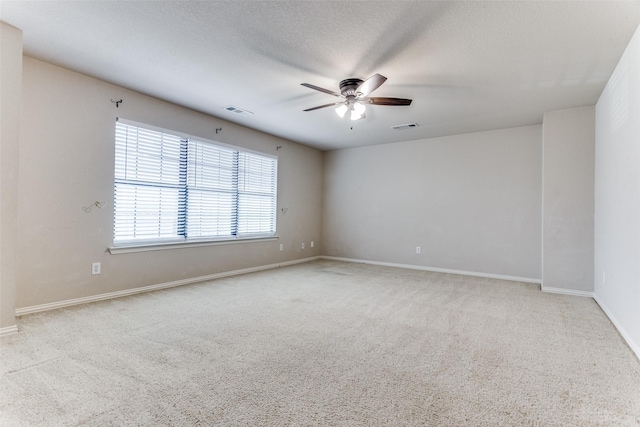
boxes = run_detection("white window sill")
[108,236,279,255]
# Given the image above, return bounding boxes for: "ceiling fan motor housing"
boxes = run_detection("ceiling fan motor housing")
[339,78,364,97]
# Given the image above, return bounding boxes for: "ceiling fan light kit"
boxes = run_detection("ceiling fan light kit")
[336,101,366,121]
[302,73,412,122]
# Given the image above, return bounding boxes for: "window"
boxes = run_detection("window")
[113,119,277,245]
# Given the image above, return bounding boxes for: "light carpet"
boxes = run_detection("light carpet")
[1,260,639,426]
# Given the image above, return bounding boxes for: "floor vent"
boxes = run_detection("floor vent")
[391,123,419,130]
[223,106,254,117]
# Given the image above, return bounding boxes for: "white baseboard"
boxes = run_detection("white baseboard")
[0,324,19,337]
[15,256,320,317]
[541,286,595,298]
[593,295,640,361]
[320,256,541,284]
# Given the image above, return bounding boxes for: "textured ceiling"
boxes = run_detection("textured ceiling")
[2,1,640,151]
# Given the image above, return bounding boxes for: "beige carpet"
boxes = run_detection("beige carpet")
[1,260,639,426]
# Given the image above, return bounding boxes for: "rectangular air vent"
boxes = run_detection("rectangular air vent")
[391,123,419,130]
[223,105,254,118]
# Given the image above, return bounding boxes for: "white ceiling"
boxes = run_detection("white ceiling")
[2,1,640,151]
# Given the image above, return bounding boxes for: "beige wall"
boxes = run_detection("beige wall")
[542,106,595,294]
[16,57,323,310]
[322,125,542,280]
[595,23,640,358]
[0,23,22,331]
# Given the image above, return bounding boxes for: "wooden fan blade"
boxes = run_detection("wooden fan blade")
[368,97,412,106]
[357,74,387,97]
[301,83,341,97]
[303,103,340,112]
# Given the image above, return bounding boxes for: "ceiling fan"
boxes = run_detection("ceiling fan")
[301,73,412,121]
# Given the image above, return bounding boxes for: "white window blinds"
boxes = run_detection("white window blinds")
[114,122,185,242]
[186,140,237,238]
[113,119,277,245]
[237,152,277,235]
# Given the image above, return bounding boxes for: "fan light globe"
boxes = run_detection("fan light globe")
[350,102,366,120]
[335,103,348,118]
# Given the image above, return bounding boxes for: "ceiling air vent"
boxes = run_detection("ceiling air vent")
[223,105,254,118]
[391,123,419,130]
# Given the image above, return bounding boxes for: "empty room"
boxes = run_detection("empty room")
[1,1,640,425]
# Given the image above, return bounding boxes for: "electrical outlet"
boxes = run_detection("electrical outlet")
[279,243,284,251]
[301,242,305,249]
[310,241,314,248]
[416,246,421,254]
[91,262,101,275]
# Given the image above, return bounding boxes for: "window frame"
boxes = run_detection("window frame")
[110,118,278,252]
